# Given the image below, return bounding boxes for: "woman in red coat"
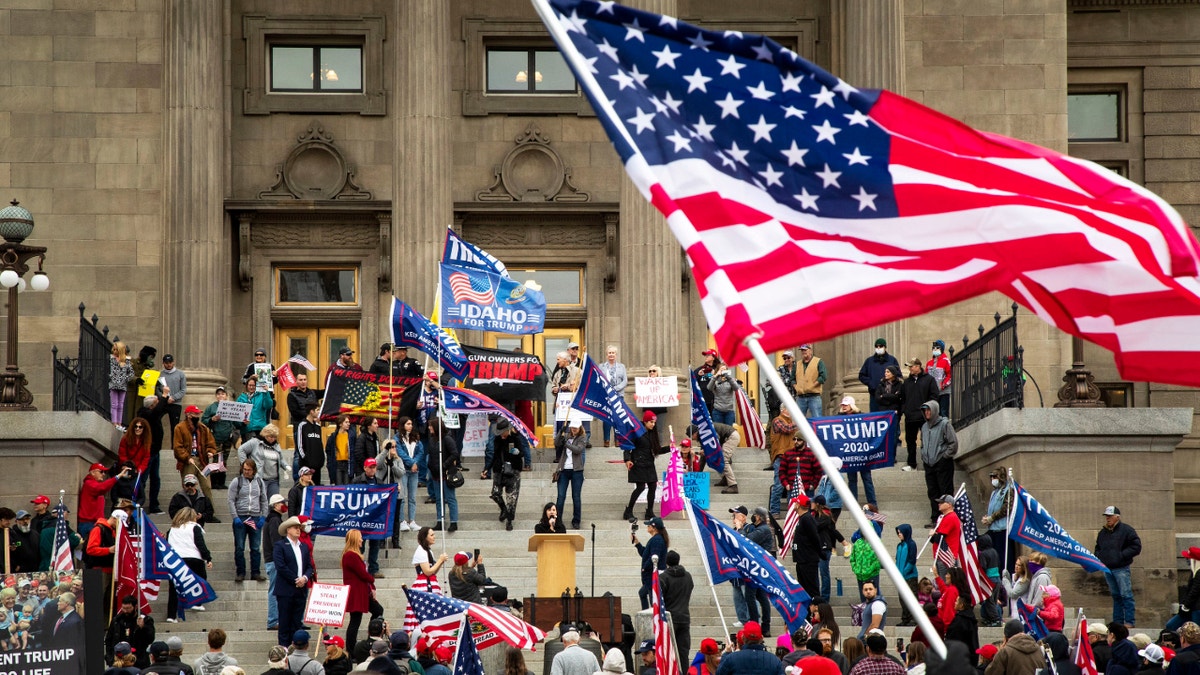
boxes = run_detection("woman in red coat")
[341,529,384,649]
[118,420,152,503]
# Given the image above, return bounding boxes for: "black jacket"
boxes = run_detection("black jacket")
[900,372,940,417]
[625,427,668,484]
[1095,521,1142,569]
[296,419,325,473]
[169,489,215,524]
[659,564,694,623]
[944,608,979,668]
[790,511,822,565]
[105,611,156,668]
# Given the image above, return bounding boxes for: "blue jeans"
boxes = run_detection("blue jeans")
[266,561,278,627]
[556,469,584,527]
[731,580,759,624]
[796,395,822,419]
[367,539,382,574]
[847,470,877,506]
[1167,609,1200,632]
[1105,566,1135,625]
[232,517,264,576]
[291,450,301,482]
[712,409,735,425]
[819,557,831,600]
[434,484,458,523]
[603,421,613,443]
[402,470,419,522]
[768,456,783,514]
[265,479,280,499]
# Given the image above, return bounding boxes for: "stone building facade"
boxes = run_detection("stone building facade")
[1,0,1198,596]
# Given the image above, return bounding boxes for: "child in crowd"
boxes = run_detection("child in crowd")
[1038,584,1065,633]
[917,577,935,606]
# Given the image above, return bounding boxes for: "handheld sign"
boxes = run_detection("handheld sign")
[305,583,350,627]
[216,400,253,424]
[635,376,680,407]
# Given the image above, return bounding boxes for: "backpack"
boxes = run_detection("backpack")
[391,656,412,675]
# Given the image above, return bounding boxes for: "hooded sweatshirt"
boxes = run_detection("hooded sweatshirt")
[659,564,694,624]
[599,648,632,675]
[1107,639,1140,675]
[895,524,917,580]
[1043,633,1081,675]
[193,652,237,675]
[985,633,1044,675]
[919,400,958,466]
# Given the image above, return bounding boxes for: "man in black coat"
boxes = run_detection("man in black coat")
[1096,506,1142,627]
[136,393,170,514]
[790,495,823,601]
[105,595,156,668]
[659,550,694,669]
[899,358,941,471]
[168,474,215,524]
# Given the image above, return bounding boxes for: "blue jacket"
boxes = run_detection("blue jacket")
[858,353,900,393]
[895,524,918,580]
[714,643,784,675]
[635,533,667,583]
[273,536,315,599]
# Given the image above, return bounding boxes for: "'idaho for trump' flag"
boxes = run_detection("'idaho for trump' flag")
[532,0,1200,385]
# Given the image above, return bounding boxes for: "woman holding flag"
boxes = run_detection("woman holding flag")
[165,507,212,622]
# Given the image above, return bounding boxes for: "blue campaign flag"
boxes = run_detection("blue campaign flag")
[570,355,644,449]
[687,499,810,634]
[442,386,540,448]
[808,412,898,471]
[441,229,546,335]
[389,297,470,380]
[300,484,398,540]
[1011,483,1107,573]
[142,516,217,608]
[1016,599,1049,640]
[689,371,724,474]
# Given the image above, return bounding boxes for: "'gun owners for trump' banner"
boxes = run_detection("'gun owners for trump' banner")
[807,412,898,471]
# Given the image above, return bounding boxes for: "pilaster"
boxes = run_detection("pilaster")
[162,0,228,397]
[394,1,452,313]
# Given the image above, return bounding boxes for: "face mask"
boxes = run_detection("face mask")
[933,349,942,357]
[991,478,1000,488]
[874,348,885,355]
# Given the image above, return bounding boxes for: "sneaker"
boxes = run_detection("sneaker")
[399,521,410,532]
[148,509,164,516]
[166,618,178,624]
[901,465,915,472]
[762,465,774,471]
[194,605,206,612]
[408,520,420,530]
[115,425,126,432]
[375,572,386,579]
[733,621,744,628]
[267,624,278,630]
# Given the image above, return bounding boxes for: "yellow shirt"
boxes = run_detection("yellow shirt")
[336,432,349,461]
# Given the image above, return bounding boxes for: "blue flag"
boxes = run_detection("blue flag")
[141,514,217,609]
[569,355,644,449]
[452,617,486,675]
[808,412,897,470]
[689,371,724,474]
[442,386,540,448]
[440,229,546,335]
[1016,599,1049,640]
[300,484,398,540]
[389,297,470,380]
[1011,483,1107,573]
[687,499,810,634]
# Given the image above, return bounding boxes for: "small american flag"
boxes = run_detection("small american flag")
[733,386,764,449]
[404,587,545,651]
[289,353,317,371]
[452,616,486,675]
[652,565,680,675]
[776,496,805,562]
[448,271,496,305]
[50,504,73,574]
[953,492,994,604]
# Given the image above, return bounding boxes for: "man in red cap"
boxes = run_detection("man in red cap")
[172,405,216,503]
[29,495,53,538]
[1168,547,1200,631]
[78,463,124,542]
[714,621,782,675]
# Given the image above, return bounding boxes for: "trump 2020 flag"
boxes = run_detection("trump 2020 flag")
[442,386,540,448]
[441,228,546,335]
[142,517,217,609]
[686,498,810,634]
[389,297,470,380]
[1011,482,1107,573]
[532,0,1200,386]
[570,354,644,449]
[689,371,724,474]
[1016,599,1050,641]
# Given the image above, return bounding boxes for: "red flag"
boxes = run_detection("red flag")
[536,1,1200,385]
[115,522,142,611]
[1074,613,1100,675]
[276,363,297,391]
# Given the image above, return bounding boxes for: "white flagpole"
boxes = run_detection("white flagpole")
[746,338,948,659]
[682,499,731,640]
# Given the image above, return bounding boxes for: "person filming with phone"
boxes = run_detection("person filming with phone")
[632,517,668,610]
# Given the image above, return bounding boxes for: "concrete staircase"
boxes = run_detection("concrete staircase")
[145,442,1002,671]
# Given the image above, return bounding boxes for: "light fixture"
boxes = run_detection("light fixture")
[16,278,25,293]
[30,271,48,291]
[515,70,543,84]
[0,270,17,288]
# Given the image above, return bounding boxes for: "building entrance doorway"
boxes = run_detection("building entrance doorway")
[273,325,358,447]
[485,326,581,441]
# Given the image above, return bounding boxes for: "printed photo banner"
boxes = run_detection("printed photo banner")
[807,411,898,471]
[461,344,548,402]
[440,228,546,335]
[319,367,422,429]
[301,484,398,540]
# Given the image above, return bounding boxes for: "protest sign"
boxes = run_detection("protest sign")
[137,369,159,398]
[301,484,398,539]
[808,411,897,471]
[461,414,490,457]
[682,472,710,510]
[635,376,679,407]
[216,400,252,424]
[305,583,350,627]
[554,392,573,423]
[253,363,273,391]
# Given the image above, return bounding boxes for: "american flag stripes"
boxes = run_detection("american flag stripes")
[403,588,546,651]
[733,386,764,449]
[776,496,804,562]
[50,503,73,574]
[534,0,1200,385]
[652,563,680,675]
[448,271,496,305]
[952,492,994,604]
[452,616,487,675]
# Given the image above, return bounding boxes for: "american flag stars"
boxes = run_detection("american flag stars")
[550,0,895,218]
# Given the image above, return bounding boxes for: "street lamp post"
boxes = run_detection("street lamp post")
[0,200,49,411]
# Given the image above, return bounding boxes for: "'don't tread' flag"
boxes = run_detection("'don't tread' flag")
[533,0,1200,385]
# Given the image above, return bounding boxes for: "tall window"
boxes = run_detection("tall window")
[486,48,576,93]
[1066,68,1143,183]
[271,46,363,92]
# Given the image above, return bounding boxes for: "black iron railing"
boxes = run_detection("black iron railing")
[51,303,118,418]
[950,303,1024,429]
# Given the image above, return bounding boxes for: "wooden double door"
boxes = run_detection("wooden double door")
[273,325,359,447]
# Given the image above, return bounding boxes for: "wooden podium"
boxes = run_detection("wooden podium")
[528,533,585,597]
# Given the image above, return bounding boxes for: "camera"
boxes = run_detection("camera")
[631,522,638,532]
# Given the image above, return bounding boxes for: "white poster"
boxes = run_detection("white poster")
[253,363,273,391]
[635,376,680,407]
[216,400,253,424]
[461,414,490,457]
[554,392,574,422]
[304,583,350,627]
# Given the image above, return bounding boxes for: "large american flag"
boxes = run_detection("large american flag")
[403,587,546,651]
[50,504,73,574]
[733,386,764,449]
[534,0,1200,384]
[948,491,993,604]
[651,564,679,675]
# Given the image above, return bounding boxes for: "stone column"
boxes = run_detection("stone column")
[394,1,452,313]
[618,0,684,427]
[831,0,907,396]
[162,0,228,400]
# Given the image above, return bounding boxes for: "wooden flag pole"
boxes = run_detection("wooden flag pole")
[746,337,948,659]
